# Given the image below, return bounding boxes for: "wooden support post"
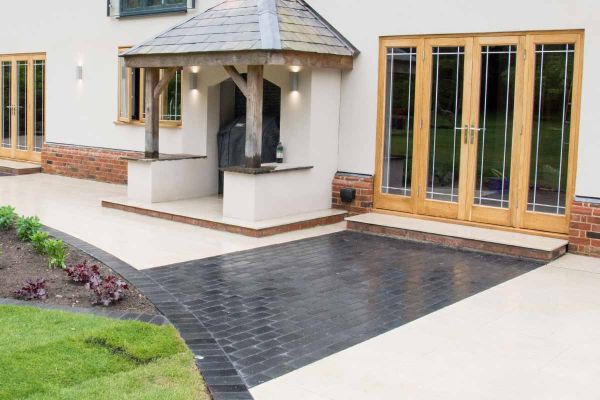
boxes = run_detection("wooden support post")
[245,65,264,169]
[144,68,160,159]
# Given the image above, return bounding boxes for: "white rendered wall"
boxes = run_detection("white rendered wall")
[6,0,598,200]
[0,0,219,156]
[308,0,600,198]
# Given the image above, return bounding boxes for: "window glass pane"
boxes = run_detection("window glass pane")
[2,61,11,149]
[427,46,464,203]
[382,48,416,197]
[17,61,27,151]
[474,45,517,209]
[161,70,181,121]
[34,60,45,152]
[131,68,142,121]
[119,57,129,119]
[528,43,575,215]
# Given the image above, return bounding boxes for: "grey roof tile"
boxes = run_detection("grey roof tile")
[124,0,357,58]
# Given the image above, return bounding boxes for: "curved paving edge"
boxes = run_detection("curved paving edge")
[42,226,254,400]
[0,297,168,325]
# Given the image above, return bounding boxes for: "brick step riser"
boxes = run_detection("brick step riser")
[348,221,566,262]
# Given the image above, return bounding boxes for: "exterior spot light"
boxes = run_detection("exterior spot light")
[290,71,299,92]
[189,71,198,90]
[76,65,83,80]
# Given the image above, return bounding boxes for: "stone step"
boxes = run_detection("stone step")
[0,159,41,176]
[346,213,568,262]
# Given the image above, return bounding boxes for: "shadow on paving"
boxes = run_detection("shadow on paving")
[146,231,542,392]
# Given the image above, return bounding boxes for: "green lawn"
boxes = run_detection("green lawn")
[0,305,208,400]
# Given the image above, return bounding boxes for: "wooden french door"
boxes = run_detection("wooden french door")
[0,54,46,163]
[375,31,583,235]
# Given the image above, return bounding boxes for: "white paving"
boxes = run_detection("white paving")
[0,174,345,269]
[252,254,600,400]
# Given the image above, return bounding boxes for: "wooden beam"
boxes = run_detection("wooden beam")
[123,50,354,70]
[245,65,264,169]
[153,67,178,99]
[144,68,160,159]
[223,65,248,97]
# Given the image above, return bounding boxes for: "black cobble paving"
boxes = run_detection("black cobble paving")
[146,231,541,390]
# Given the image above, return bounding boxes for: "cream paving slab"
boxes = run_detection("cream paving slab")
[102,195,346,230]
[347,212,568,251]
[0,158,41,170]
[0,174,346,269]
[251,255,600,400]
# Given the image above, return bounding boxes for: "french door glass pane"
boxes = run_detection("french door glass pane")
[16,61,27,151]
[528,44,574,215]
[382,47,416,196]
[474,45,517,208]
[427,46,464,203]
[34,60,45,152]
[1,61,11,149]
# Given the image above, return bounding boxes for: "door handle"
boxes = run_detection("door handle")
[469,125,486,144]
[463,125,469,144]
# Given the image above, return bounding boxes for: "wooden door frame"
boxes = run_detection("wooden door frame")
[518,32,584,234]
[374,37,424,213]
[417,36,473,220]
[373,30,584,236]
[466,35,526,227]
[0,53,45,163]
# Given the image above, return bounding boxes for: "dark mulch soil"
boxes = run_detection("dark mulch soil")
[0,228,156,314]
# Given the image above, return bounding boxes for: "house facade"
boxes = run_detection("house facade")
[1,0,599,256]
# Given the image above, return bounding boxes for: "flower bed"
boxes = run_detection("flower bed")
[0,211,155,313]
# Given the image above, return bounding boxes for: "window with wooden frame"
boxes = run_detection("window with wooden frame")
[117,47,182,126]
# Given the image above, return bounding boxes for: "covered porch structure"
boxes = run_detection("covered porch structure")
[106,0,358,236]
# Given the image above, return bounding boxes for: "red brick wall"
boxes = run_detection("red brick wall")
[569,200,600,257]
[332,172,374,215]
[42,143,141,185]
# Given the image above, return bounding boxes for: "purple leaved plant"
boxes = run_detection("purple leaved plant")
[90,275,129,306]
[65,262,101,285]
[14,279,48,301]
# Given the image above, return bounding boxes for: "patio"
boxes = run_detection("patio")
[2,173,600,399]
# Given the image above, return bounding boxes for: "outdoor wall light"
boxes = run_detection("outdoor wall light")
[189,71,198,90]
[290,71,299,92]
[76,65,83,81]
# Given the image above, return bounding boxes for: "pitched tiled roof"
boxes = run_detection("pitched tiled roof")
[124,0,358,57]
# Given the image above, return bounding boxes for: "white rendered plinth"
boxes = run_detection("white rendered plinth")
[126,156,210,203]
[223,164,315,222]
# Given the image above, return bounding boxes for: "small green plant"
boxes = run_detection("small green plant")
[15,216,42,242]
[43,239,68,269]
[30,231,50,253]
[0,206,17,230]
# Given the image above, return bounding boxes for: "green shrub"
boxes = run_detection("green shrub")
[30,231,50,254]
[0,206,17,230]
[43,239,68,269]
[15,216,42,242]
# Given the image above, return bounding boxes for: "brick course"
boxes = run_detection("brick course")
[569,200,600,257]
[331,172,374,215]
[41,143,141,185]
